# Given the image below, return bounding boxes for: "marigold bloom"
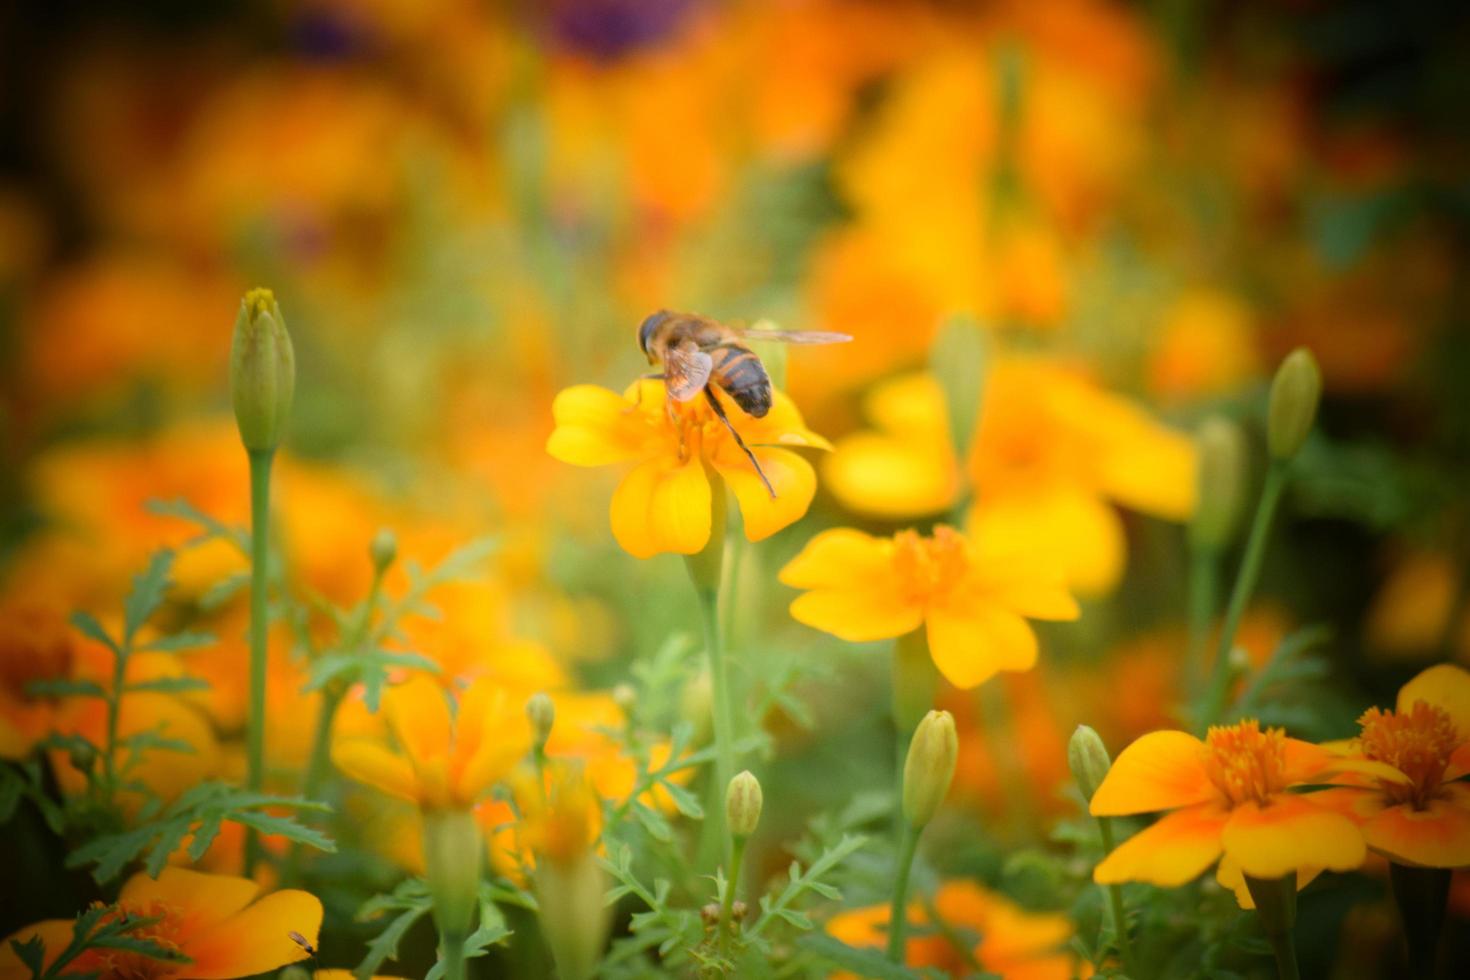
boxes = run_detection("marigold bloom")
[1316,664,1470,868]
[779,525,1079,689]
[0,600,76,759]
[823,361,1197,594]
[546,379,830,558]
[1090,721,1370,886]
[825,880,1075,979]
[332,675,528,810]
[0,868,321,980]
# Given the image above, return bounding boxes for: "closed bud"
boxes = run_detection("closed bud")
[527,692,555,751]
[68,740,97,774]
[611,682,636,713]
[369,528,398,573]
[902,710,958,830]
[725,770,762,838]
[1189,416,1248,551]
[230,288,296,452]
[1067,725,1112,803]
[1267,348,1321,460]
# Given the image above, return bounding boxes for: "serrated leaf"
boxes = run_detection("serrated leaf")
[0,768,22,823]
[69,611,118,653]
[199,573,250,611]
[137,633,215,654]
[796,934,935,980]
[229,811,336,852]
[660,780,704,819]
[89,933,191,962]
[24,679,105,700]
[355,906,428,980]
[124,676,211,695]
[9,935,45,976]
[632,802,674,842]
[186,815,223,862]
[124,551,175,645]
[773,908,813,930]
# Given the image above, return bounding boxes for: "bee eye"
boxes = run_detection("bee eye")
[638,312,665,354]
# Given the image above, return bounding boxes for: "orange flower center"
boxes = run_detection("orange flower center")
[1201,720,1289,807]
[72,900,187,980]
[1357,702,1458,809]
[0,608,75,703]
[892,526,969,601]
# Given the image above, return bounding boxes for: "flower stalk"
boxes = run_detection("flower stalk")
[687,470,735,851]
[423,808,482,980]
[1244,873,1300,980]
[888,710,957,963]
[1388,862,1450,977]
[1068,725,1133,973]
[244,446,273,875]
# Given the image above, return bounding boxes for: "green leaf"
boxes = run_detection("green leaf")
[124,676,211,695]
[230,810,336,852]
[137,633,215,654]
[355,907,429,980]
[24,679,105,700]
[795,934,940,980]
[68,612,118,654]
[659,780,704,820]
[124,551,176,645]
[0,767,23,823]
[145,498,246,549]
[8,935,44,978]
[199,572,250,611]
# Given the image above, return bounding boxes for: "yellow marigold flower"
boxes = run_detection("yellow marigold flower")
[546,379,831,559]
[823,359,1197,594]
[0,868,322,980]
[332,675,528,810]
[825,880,1076,979]
[1314,664,1470,868]
[778,525,1079,689]
[1089,721,1370,886]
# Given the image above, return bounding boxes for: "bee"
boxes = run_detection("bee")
[637,310,850,498]
[287,931,317,958]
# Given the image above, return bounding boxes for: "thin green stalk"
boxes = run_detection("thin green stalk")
[438,939,467,980]
[886,828,919,962]
[1185,546,1219,699]
[1095,817,1134,973]
[1244,873,1300,980]
[718,835,748,952]
[1389,862,1450,977]
[698,586,736,827]
[245,447,274,875]
[1199,462,1288,728]
[301,687,343,804]
[103,640,127,800]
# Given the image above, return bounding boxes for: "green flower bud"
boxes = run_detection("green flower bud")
[902,709,958,830]
[1189,416,1248,551]
[1067,725,1112,803]
[369,527,398,573]
[230,288,296,453]
[534,851,610,980]
[725,770,763,838]
[527,692,555,751]
[1267,348,1321,460]
[67,739,97,774]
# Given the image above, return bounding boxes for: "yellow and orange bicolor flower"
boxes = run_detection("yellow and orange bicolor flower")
[778,525,1079,689]
[1315,664,1470,868]
[1090,721,1372,888]
[546,379,830,558]
[332,675,528,811]
[825,880,1077,979]
[0,868,321,980]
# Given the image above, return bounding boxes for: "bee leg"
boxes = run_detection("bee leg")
[703,387,777,499]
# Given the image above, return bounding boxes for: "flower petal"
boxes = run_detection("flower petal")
[716,447,815,541]
[788,589,923,643]
[182,889,323,979]
[1093,803,1228,886]
[609,455,711,558]
[121,868,258,933]
[926,604,1038,690]
[546,385,651,466]
[331,741,420,803]
[455,683,530,804]
[1221,795,1366,879]
[1089,731,1215,817]
[824,432,959,518]
[1397,663,1470,738]
[1216,854,1321,910]
[969,488,1125,597]
[778,528,893,589]
[1361,783,1470,868]
[384,676,453,773]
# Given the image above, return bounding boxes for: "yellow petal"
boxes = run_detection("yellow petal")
[744,389,833,451]
[1221,795,1366,879]
[121,868,258,932]
[1094,418,1198,521]
[824,431,959,518]
[183,889,323,979]
[716,447,815,541]
[455,684,530,804]
[546,385,651,466]
[609,455,711,558]
[384,676,453,774]
[332,741,420,803]
[1397,663,1470,737]
[1089,731,1217,817]
[925,604,1038,689]
[1361,783,1470,868]
[1216,854,1321,909]
[1094,803,1228,886]
[789,589,923,643]
[969,488,1125,597]
[778,528,893,589]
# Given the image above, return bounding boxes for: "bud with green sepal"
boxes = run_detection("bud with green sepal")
[1267,347,1321,461]
[230,288,295,454]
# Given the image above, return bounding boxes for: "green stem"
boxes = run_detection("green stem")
[1389,862,1450,977]
[245,448,274,875]
[698,585,736,835]
[718,834,748,950]
[1199,462,1287,729]
[1244,873,1300,980]
[1095,817,1134,974]
[886,827,919,962]
[1185,546,1219,700]
[103,640,127,801]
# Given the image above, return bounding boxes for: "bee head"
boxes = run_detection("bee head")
[637,311,668,359]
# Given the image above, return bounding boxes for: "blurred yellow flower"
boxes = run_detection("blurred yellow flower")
[824,359,1197,594]
[547,379,830,558]
[825,880,1076,979]
[0,868,321,980]
[779,525,1078,689]
[332,675,528,810]
[1147,289,1261,402]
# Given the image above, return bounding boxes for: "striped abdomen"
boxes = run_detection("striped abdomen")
[707,342,773,418]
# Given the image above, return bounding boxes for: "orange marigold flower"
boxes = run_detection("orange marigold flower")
[1090,721,1368,887]
[546,379,831,558]
[0,600,77,759]
[778,525,1079,689]
[1315,664,1470,868]
[0,868,321,980]
[332,675,528,811]
[825,880,1076,979]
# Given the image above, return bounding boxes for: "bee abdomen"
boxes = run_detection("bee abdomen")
[709,344,773,418]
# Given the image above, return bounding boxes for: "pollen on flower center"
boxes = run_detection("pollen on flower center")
[1201,720,1289,807]
[1357,702,1457,809]
[891,526,969,601]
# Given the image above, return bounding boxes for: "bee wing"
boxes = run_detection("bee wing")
[664,346,713,401]
[735,329,852,344]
